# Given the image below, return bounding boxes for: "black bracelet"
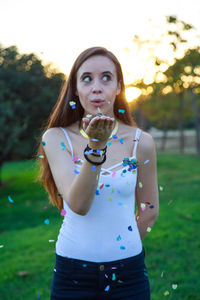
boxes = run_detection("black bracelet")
[84,152,107,165]
[84,145,107,157]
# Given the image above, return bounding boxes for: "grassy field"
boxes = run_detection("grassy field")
[0,154,199,300]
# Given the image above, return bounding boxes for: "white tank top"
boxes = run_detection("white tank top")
[55,127,143,262]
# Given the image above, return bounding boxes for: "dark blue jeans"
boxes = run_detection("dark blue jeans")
[50,247,150,299]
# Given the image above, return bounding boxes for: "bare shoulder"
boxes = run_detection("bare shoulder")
[137,130,156,162]
[42,127,63,140]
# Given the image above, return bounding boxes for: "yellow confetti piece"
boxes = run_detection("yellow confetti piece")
[164,291,169,296]
[126,181,130,186]
[139,182,143,188]
[96,175,99,180]
[140,203,146,211]
[136,216,139,220]
[108,196,112,201]
[146,227,151,232]
[172,284,178,289]
[69,101,76,106]
[111,188,115,193]
[159,186,163,191]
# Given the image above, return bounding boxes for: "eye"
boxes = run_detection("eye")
[82,76,91,82]
[102,75,111,82]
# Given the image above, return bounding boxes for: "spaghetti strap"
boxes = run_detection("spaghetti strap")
[132,128,142,158]
[60,127,74,157]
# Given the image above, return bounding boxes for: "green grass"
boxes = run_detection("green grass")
[0,155,199,300]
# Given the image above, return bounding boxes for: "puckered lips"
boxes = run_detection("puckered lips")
[90,99,105,107]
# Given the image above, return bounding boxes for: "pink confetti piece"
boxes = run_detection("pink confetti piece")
[112,171,116,177]
[60,209,66,216]
[99,183,104,189]
[105,274,108,279]
[72,156,79,162]
[43,206,48,210]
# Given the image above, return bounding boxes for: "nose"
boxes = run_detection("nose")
[91,79,102,93]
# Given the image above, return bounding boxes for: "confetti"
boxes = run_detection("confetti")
[43,206,48,209]
[105,184,110,187]
[69,101,76,106]
[96,175,99,180]
[86,114,92,118]
[82,264,87,267]
[100,265,104,271]
[144,271,148,277]
[126,181,130,186]
[96,189,100,195]
[92,166,96,171]
[91,138,99,142]
[105,274,108,278]
[74,169,79,174]
[119,138,124,144]
[61,209,66,216]
[144,159,149,164]
[159,186,163,191]
[37,293,40,299]
[112,171,116,177]
[128,226,133,231]
[118,109,125,113]
[139,182,143,188]
[141,203,146,211]
[41,141,46,146]
[57,193,62,197]
[61,142,66,150]
[49,240,55,243]
[164,291,169,296]
[111,188,115,193]
[112,134,118,139]
[0,245,4,248]
[99,183,104,189]
[72,156,79,162]
[116,235,121,241]
[172,284,178,289]
[8,195,14,203]
[108,196,112,201]
[44,219,50,225]
[108,142,112,146]
[37,154,44,158]
[136,216,139,221]
[105,285,110,292]
[73,280,78,284]
[168,200,173,206]
[161,271,164,278]
[120,246,126,250]
[149,205,154,209]
[146,227,151,232]
[112,273,116,281]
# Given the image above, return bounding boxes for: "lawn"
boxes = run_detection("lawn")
[0,154,199,300]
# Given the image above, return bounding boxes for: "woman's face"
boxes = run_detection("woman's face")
[76,55,121,117]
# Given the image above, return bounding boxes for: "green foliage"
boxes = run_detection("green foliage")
[0,44,65,166]
[0,157,200,299]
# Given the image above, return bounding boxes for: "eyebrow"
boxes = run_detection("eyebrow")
[80,71,114,79]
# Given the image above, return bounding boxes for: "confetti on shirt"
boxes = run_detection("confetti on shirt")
[112,273,116,281]
[108,141,112,146]
[119,138,124,144]
[108,196,112,201]
[69,101,76,109]
[74,169,79,174]
[112,134,118,139]
[44,219,50,225]
[128,226,133,231]
[116,235,121,241]
[112,171,116,177]
[49,240,55,243]
[120,246,126,250]
[8,195,14,203]
[73,156,79,162]
[41,141,46,146]
[61,142,66,150]
[86,114,92,118]
[37,293,40,299]
[149,205,154,209]
[118,109,125,113]
[144,159,149,165]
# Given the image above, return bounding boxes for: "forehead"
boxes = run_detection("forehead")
[77,55,117,75]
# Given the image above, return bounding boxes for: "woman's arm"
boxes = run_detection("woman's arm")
[135,131,159,240]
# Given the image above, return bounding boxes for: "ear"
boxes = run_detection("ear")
[116,81,121,95]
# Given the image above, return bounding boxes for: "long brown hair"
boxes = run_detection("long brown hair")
[36,46,137,210]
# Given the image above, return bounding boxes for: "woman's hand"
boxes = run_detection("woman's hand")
[82,115,115,148]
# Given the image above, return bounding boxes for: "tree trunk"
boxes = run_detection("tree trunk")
[161,121,168,151]
[178,93,185,154]
[191,89,200,156]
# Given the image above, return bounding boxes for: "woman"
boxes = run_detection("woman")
[37,46,159,299]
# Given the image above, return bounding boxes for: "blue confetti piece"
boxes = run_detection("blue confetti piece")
[37,292,40,299]
[150,205,154,209]
[120,246,126,250]
[128,226,133,231]
[96,149,101,155]
[108,141,112,146]
[91,138,99,142]
[82,264,87,267]
[117,189,121,194]
[118,202,123,206]
[119,138,124,144]
[112,134,118,139]
[144,271,148,277]
[44,219,49,225]
[105,285,110,292]
[116,235,121,241]
[118,109,125,113]
[8,195,14,203]
[41,141,46,146]
[72,105,76,109]
[61,142,66,150]
[92,166,96,171]
[105,184,110,187]
[74,169,79,174]
[73,280,78,284]
[95,189,100,195]
[84,149,93,155]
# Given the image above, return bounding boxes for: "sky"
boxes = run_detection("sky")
[1,0,200,100]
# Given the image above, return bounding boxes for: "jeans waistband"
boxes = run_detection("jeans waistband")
[55,247,145,271]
